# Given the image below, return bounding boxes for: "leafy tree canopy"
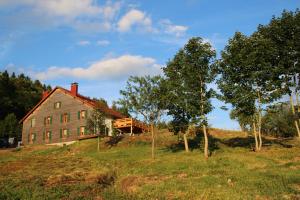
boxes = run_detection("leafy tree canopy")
[162,37,216,133]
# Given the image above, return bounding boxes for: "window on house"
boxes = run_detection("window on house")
[44,116,52,125]
[31,132,36,143]
[44,131,51,142]
[54,102,61,109]
[80,126,85,136]
[60,128,69,139]
[31,118,36,127]
[60,113,70,123]
[46,131,51,139]
[63,129,68,137]
[78,110,87,120]
[63,113,69,123]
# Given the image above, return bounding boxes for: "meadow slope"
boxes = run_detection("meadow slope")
[0,129,300,200]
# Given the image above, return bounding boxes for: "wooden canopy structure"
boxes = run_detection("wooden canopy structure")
[113,118,149,135]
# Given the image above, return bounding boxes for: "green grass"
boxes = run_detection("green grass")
[0,130,299,199]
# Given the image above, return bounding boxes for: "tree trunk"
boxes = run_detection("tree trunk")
[257,114,262,151]
[290,95,300,137]
[252,122,259,151]
[203,124,209,159]
[239,123,245,132]
[296,91,300,126]
[200,78,209,158]
[151,123,155,159]
[183,131,189,152]
[240,123,248,137]
[257,91,263,150]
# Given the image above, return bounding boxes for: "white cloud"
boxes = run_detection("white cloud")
[0,0,121,33]
[160,19,188,37]
[1,0,101,18]
[101,1,121,20]
[117,9,154,32]
[33,55,162,80]
[33,0,101,19]
[96,40,110,46]
[1,1,188,38]
[77,40,90,46]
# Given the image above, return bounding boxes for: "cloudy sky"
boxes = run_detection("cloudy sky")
[0,0,298,129]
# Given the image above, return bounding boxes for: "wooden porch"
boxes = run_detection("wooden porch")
[78,134,100,140]
[113,118,149,135]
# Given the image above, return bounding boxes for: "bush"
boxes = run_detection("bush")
[262,103,297,137]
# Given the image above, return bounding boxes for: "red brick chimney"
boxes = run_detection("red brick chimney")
[42,91,49,99]
[71,82,78,96]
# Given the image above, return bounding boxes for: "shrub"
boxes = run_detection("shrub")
[262,103,297,137]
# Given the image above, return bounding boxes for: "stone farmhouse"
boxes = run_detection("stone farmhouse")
[20,83,125,145]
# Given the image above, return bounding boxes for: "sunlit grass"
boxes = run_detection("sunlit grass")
[0,129,299,199]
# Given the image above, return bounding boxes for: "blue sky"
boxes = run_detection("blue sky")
[0,0,299,129]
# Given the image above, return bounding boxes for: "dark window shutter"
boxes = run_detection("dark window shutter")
[68,113,70,122]
[60,114,63,123]
[78,111,80,120]
[50,116,52,124]
[43,131,45,141]
[77,127,80,136]
[84,127,87,135]
[60,129,62,138]
[27,133,30,143]
[67,129,70,137]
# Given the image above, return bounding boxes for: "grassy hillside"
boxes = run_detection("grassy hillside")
[0,129,300,200]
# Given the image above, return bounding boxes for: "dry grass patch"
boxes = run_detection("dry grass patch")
[120,174,172,193]
[209,128,247,139]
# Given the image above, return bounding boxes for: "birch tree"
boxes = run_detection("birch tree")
[163,37,216,158]
[218,32,282,151]
[257,10,300,137]
[119,75,164,159]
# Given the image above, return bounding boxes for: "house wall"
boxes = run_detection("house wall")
[21,89,114,145]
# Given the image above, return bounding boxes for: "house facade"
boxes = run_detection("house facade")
[20,83,124,145]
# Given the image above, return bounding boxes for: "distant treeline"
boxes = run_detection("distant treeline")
[0,70,51,138]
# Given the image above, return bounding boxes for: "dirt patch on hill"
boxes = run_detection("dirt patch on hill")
[0,160,25,174]
[120,174,172,193]
[46,171,116,188]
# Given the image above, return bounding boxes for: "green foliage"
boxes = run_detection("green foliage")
[218,9,300,138]
[218,31,280,117]
[92,97,109,107]
[262,103,297,137]
[119,75,164,124]
[229,108,252,132]
[0,113,21,138]
[112,101,130,117]
[0,70,51,120]
[86,108,106,136]
[162,37,216,133]
[257,9,300,94]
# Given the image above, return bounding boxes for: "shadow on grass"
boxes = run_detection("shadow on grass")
[163,133,294,153]
[105,136,124,147]
[219,136,293,149]
[163,133,219,154]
